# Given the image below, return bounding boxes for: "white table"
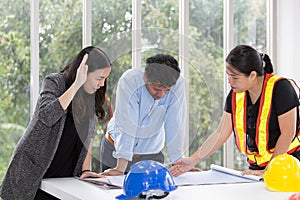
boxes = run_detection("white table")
[41,177,295,200]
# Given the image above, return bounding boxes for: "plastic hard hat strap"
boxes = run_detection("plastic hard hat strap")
[139,190,169,199]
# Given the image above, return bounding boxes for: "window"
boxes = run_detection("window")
[0,0,30,182]
[39,0,82,77]
[233,0,267,170]
[189,0,224,169]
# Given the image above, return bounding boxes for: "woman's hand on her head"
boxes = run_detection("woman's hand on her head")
[79,171,106,179]
[74,54,89,90]
[170,157,196,177]
[100,168,124,176]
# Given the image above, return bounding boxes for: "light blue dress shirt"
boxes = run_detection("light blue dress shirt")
[107,67,187,163]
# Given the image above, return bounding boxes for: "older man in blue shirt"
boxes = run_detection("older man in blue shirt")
[100,54,187,175]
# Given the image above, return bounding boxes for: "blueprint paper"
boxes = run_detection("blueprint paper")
[81,164,263,188]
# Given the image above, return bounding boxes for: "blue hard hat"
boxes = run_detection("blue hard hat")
[116,160,177,199]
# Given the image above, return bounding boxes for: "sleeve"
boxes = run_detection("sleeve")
[37,73,66,126]
[112,73,141,161]
[164,76,187,163]
[224,90,233,113]
[273,79,300,116]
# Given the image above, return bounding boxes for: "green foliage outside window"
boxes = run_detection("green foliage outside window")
[0,0,31,184]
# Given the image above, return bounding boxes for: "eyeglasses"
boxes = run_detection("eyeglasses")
[247,105,256,130]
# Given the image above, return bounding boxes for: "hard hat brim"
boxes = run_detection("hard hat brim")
[115,193,134,199]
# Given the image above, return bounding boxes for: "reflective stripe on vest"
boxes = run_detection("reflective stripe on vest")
[232,74,300,166]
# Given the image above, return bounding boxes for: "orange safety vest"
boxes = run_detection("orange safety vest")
[232,73,300,167]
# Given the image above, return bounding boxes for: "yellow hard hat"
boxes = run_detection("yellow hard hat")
[263,153,300,192]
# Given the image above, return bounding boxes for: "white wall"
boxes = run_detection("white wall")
[276,0,300,85]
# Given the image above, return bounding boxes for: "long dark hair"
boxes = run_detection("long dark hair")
[225,45,273,76]
[61,46,111,122]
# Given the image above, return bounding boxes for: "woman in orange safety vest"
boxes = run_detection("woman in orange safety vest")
[171,44,300,177]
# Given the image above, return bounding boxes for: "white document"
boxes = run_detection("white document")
[79,176,124,189]
[174,164,263,186]
[81,164,263,189]
[210,164,262,181]
[107,175,124,188]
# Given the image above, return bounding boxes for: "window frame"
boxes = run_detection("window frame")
[29,0,274,168]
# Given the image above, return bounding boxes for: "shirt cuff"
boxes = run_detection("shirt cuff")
[113,151,133,161]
